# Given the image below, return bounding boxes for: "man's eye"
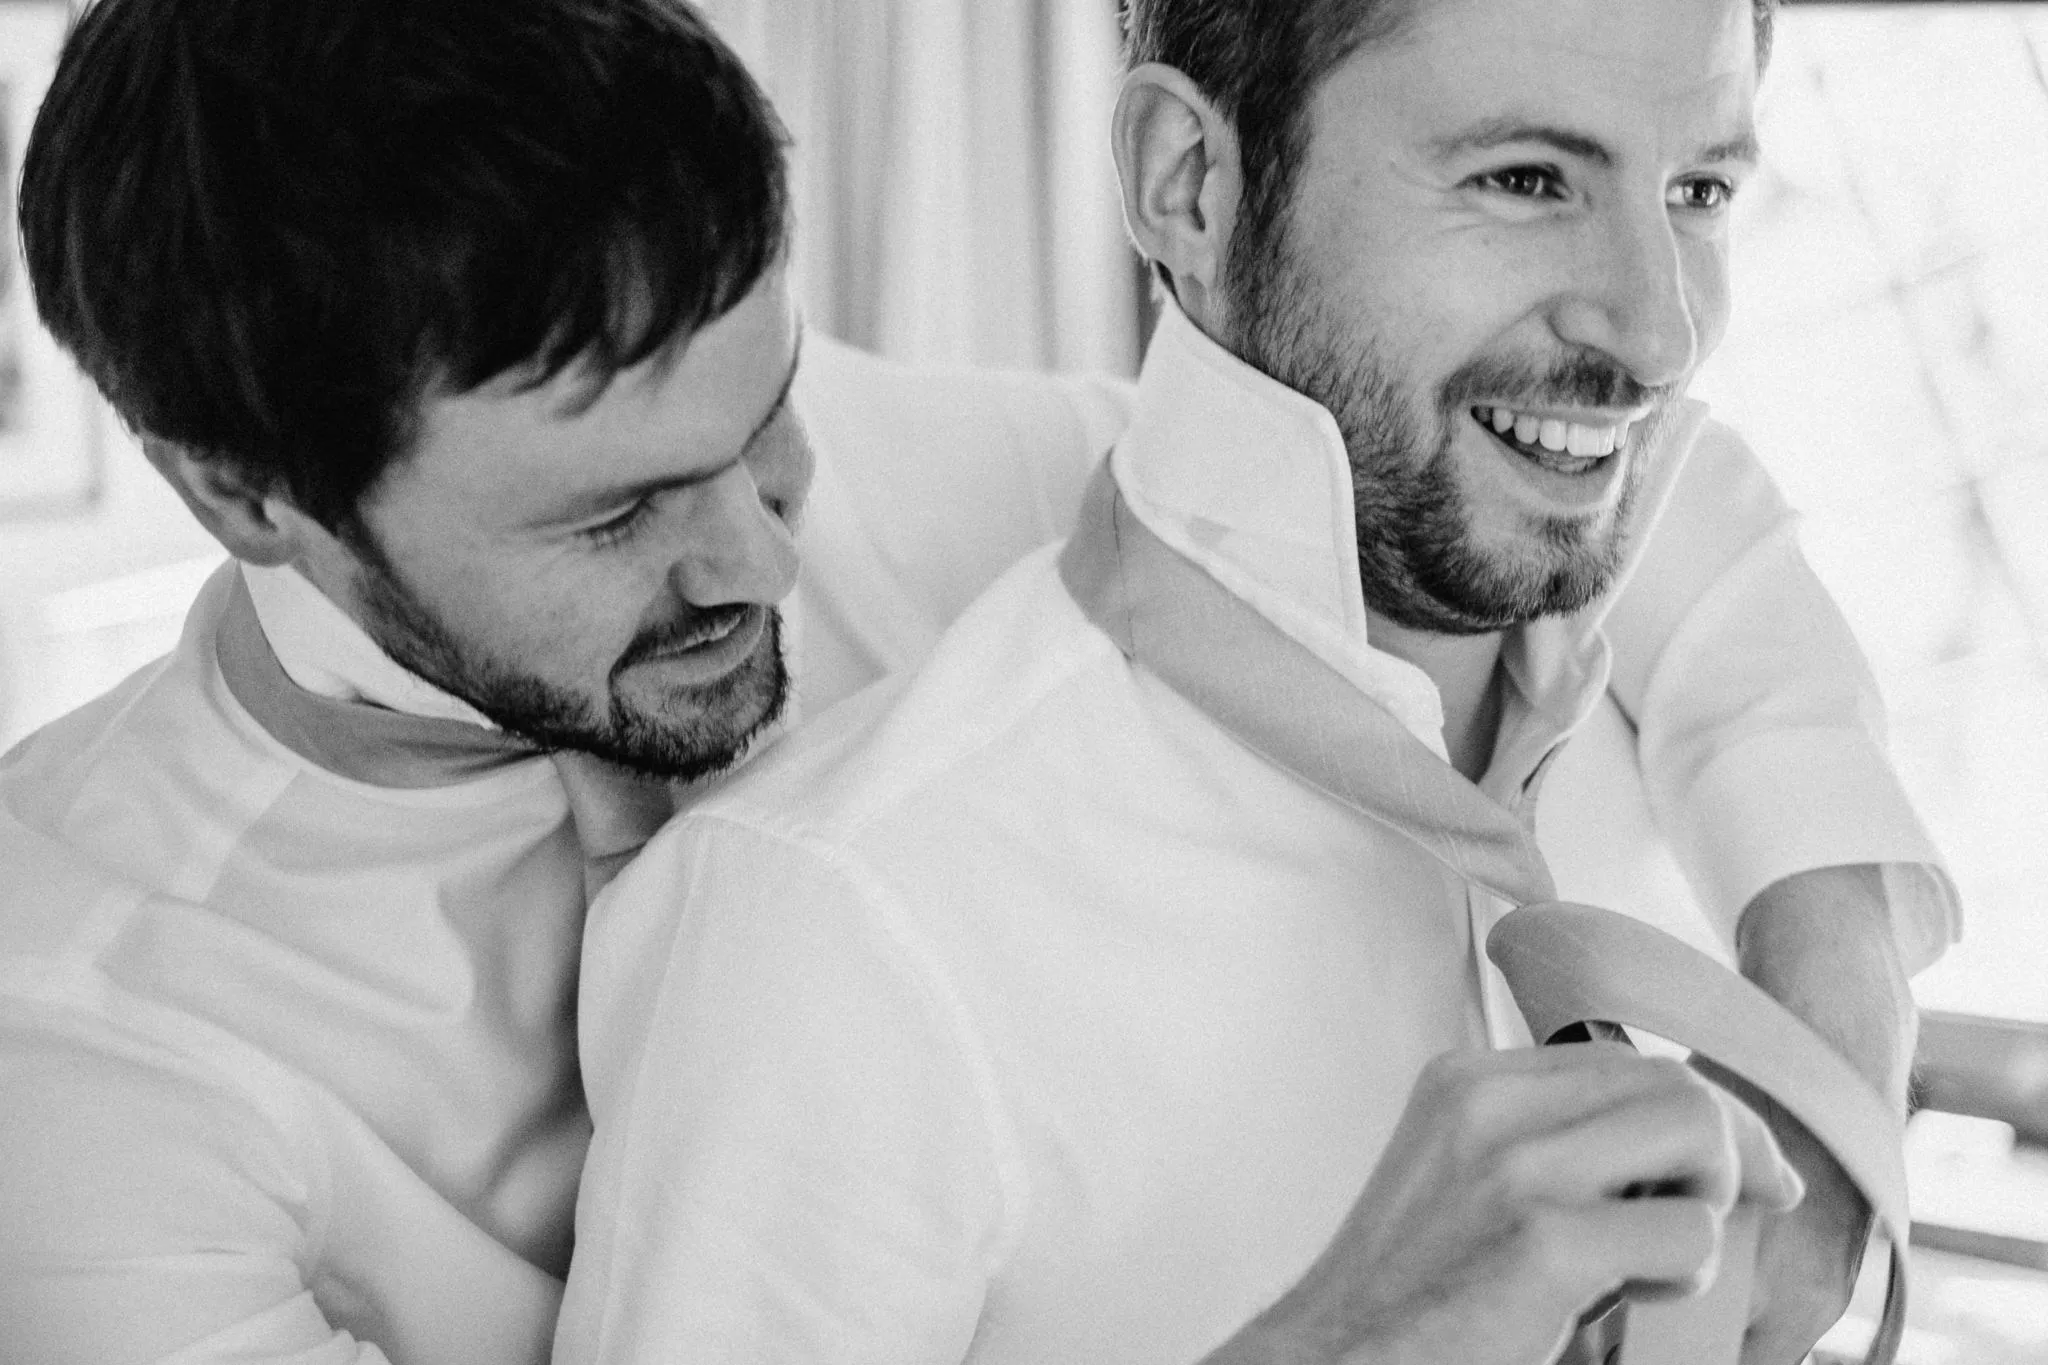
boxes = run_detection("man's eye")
[1670,176,1736,212]
[1476,165,1564,200]
[580,497,659,549]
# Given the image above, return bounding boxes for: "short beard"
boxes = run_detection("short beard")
[338,524,788,783]
[1226,224,1663,636]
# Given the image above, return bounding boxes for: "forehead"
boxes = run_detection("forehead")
[1320,0,1757,159]
[395,270,798,524]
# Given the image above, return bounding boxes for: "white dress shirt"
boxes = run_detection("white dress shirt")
[0,335,1118,1365]
[0,323,1950,1365]
[556,306,1956,1364]
[0,564,581,1365]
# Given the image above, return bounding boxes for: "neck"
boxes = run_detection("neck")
[1366,612,1506,783]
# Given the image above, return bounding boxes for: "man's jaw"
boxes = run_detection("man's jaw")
[595,610,792,782]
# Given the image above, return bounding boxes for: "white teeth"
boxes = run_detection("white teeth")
[1480,404,1629,460]
[1565,423,1608,458]
[688,614,743,648]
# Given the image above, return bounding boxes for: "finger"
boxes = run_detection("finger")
[1427,1045,1731,1149]
[1497,1085,1772,1212]
[1530,1197,1727,1307]
[1496,1049,1805,1211]
[1711,1086,1806,1213]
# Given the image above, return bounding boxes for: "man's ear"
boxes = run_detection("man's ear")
[141,436,324,567]
[1111,63,1243,332]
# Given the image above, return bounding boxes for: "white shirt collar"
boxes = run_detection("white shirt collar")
[241,561,500,729]
[1111,299,1705,762]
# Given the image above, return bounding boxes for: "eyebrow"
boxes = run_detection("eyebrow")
[1430,118,1761,169]
[1696,129,1762,167]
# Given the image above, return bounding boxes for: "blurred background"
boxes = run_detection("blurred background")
[2,0,2046,1357]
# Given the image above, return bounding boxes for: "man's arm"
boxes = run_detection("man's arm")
[0,1004,390,1365]
[1706,863,1918,1363]
[1601,419,1948,1362]
[1737,865,1916,1112]
[1602,418,1959,975]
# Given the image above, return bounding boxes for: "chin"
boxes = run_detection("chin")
[604,633,791,781]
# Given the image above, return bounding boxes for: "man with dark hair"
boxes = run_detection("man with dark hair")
[559,0,1949,1362]
[0,2,799,1361]
[0,3,1123,1362]
[24,0,799,779]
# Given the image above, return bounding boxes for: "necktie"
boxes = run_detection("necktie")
[213,572,676,895]
[1058,460,1908,1365]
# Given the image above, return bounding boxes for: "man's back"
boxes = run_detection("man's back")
[559,306,1637,1363]
[568,539,1493,1363]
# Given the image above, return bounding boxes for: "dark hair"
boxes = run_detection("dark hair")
[1120,0,1779,300]
[20,0,790,531]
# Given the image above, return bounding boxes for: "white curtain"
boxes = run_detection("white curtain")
[699,0,1141,375]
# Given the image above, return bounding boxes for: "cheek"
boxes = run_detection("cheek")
[427,543,661,683]
[521,559,672,676]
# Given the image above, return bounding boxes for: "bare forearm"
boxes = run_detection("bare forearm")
[1735,863,1916,1113]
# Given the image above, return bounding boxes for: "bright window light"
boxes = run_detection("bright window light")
[1693,3,2048,1026]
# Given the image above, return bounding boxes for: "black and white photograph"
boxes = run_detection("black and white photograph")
[0,0,97,514]
[0,3,2043,1364]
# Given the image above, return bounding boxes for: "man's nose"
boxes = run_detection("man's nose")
[1547,204,1703,392]
[667,457,802,608]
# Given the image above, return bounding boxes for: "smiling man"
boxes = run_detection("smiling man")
[282,279,810,787]
[557,1,1945,1363]
[0,0,1953,1363]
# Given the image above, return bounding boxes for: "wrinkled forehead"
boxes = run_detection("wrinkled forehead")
[1330,0,1758,161]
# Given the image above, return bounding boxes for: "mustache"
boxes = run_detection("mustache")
[1442,350,1668,414]
[613,602,759,674]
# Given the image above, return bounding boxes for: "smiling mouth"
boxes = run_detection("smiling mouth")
[630,604,760,667]
[1471,404,1634,476]
[677,609,749,650]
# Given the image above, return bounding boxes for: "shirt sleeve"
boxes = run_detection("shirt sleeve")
[0,1001,389,1365]
[1602,418,1961,975]
[557,813,1012,1365]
